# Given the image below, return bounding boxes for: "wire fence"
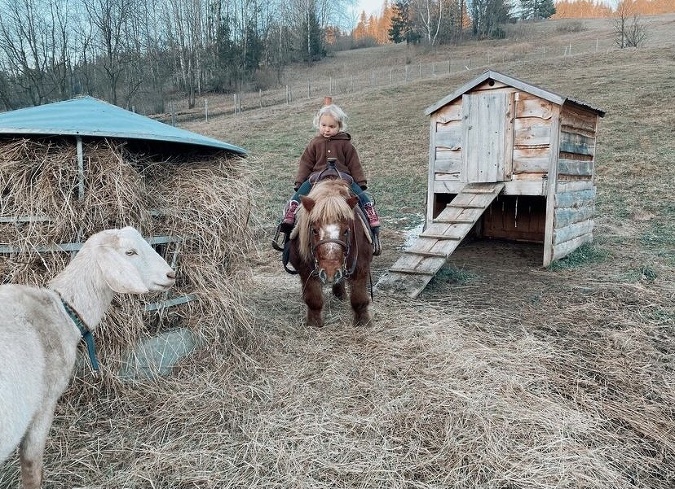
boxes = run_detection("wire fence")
[159,37,616,125]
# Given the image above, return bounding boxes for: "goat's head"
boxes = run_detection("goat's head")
[89,227,176,294]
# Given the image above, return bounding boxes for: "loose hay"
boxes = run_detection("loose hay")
[0,137,256,382]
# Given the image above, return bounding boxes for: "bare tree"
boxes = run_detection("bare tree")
[0,0,75,105]
[83,0,135,105]
[415,0,443,45]
[615,0,646,48]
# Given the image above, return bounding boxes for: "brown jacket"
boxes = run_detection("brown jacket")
[294,132,367,187]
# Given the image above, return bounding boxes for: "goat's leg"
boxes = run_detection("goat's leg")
[19,403,57,489]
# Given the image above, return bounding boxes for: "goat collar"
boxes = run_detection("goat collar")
[59,295,100,373]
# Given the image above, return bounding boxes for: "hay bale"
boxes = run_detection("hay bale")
[0,137,255,386]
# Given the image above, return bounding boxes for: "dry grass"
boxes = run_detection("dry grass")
[1,15,675,489]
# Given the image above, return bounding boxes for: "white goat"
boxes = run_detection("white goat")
[0,226,175,489]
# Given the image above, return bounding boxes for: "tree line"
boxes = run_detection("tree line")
[0,0,355,113]
[0,0,672,113]
[353,0,674,46]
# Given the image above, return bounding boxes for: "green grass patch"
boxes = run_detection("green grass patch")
[427,265,477,290]
[548,243,609,270]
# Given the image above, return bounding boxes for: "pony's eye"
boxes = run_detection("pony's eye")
[125,249,138,256]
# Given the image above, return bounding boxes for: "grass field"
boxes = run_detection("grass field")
[2,14,674,489]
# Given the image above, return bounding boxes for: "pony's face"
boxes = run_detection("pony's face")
[299,189,358,285]
[311,219,351,284]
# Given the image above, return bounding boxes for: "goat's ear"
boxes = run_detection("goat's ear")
[97,246,149,294]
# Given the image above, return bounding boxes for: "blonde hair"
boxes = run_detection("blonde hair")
[313,104,348,132]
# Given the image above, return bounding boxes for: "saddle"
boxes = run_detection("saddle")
[308,158,354,186]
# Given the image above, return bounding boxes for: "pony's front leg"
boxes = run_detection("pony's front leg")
[349,278,372,327]
[302,275,324,327]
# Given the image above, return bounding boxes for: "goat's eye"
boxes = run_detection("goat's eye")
[125,249,138,256]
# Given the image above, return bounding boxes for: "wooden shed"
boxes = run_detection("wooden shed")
[377,70,605,298]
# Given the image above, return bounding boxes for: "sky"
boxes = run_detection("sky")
[353,0,387,17]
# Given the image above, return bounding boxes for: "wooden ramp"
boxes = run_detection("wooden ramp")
[376,182,505,298]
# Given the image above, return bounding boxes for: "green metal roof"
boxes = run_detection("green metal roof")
[0,96,247,155]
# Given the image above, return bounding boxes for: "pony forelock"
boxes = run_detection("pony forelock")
[296,180,355,261]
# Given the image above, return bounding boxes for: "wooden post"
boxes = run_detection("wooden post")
[204,98,208,122]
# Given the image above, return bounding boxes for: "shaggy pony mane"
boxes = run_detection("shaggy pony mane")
[296,179,355,262]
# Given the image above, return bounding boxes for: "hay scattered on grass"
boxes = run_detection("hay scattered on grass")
[0,137,256,383]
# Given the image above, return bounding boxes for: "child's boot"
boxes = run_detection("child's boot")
[363,203,381,255]
[363,202,381,228]
[279,200,300,233]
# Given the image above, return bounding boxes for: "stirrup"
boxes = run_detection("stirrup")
[272,225,290,251]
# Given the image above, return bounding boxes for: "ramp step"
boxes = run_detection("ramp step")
[405,250,449,258]
[387,267,437,276]
[418,233,462,241]
[432,218,476,224]
[380,181,505,298]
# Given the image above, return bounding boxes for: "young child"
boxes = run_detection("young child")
[279,103,381,237]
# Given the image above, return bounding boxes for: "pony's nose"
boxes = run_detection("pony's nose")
[318,267,342,285]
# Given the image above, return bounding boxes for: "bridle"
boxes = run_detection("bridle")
[309,219,358,281]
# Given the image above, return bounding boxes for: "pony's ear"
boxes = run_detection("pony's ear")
[347,196,359,209]
[301,196,316,213]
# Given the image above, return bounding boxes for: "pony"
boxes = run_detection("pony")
[287,178,374,327]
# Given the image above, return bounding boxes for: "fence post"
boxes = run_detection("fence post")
[259,89,263,108]
[204,98,208,122]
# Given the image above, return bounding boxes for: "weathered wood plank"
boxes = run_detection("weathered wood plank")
[434,128,462,149]
[433,181,465,194]
[553,220,594,245]
[514,119,551,147]
[435,102,463,123]
[554,206,594,228]
[561,105,598,134]
[435,172,462,181]
[515,93,554,119]
[556,180,594,192]
[513,146,550,174]
[558,158,593,177]
[560,131,595,156]
[555,188,596,208]
[375,272,435,298]
[407,238,462,257]
[435,156,462,174]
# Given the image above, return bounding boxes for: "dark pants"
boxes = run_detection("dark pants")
[291,180,372,206]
